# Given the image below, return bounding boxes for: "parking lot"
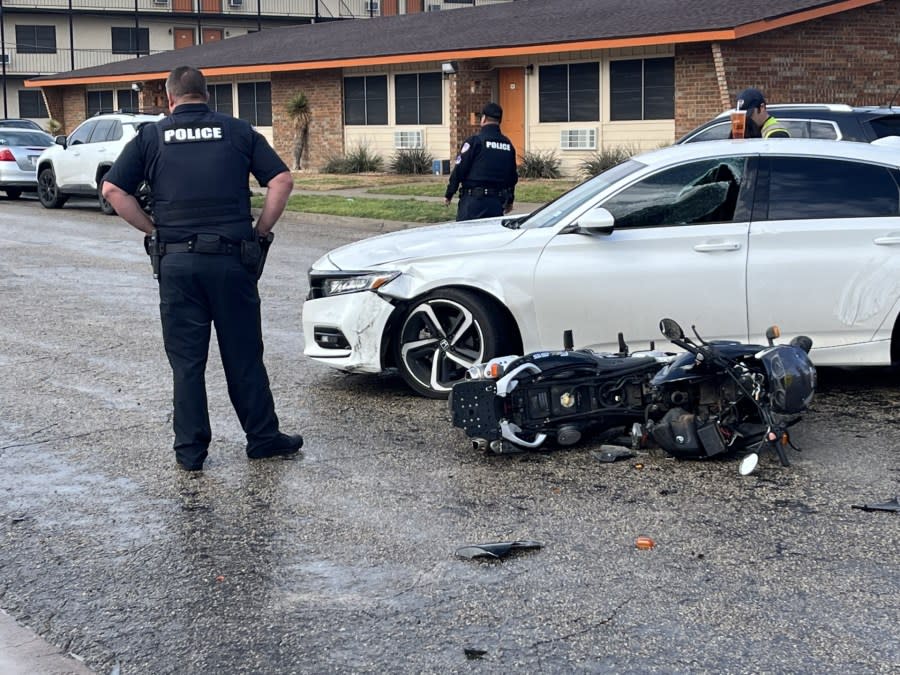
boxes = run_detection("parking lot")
[0,196,898,674]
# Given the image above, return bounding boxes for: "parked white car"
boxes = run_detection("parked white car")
[36,112,162,214]
[303,139,900,397]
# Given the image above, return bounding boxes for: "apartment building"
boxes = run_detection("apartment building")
[0,0,511,123]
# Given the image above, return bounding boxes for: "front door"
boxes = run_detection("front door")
[172,0,191,12]
[174,28,196,50]
[498,68,525,164]
[202,28,223,44]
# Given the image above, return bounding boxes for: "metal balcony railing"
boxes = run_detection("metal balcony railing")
[0,47,169,75]
[0,0,513,20]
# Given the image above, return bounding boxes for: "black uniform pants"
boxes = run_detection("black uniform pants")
[159,251,279,467]
[456,194,505,221]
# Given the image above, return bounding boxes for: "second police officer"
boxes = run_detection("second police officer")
[102,65,302,472]
[444,102,519,221]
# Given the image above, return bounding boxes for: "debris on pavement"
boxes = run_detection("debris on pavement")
[851,495,900,512]
[591,445,636,463]
[455,540,543,560]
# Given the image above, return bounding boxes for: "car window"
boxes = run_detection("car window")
[684,122,731,143]
[0,130,52,146]
[602,158,747,228]
[766,157,900,219]
[777,119,840,140]
[89,119,118,143]
[67,121,96,145]
[869,116,900,139]
[523,159,645,229]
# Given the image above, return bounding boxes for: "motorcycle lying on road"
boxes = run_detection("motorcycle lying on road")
[450,318,817,474]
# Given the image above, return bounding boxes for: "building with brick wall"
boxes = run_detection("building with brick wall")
[24,0,900,176]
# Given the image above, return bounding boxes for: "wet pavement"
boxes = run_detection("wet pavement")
[0,196,898,674]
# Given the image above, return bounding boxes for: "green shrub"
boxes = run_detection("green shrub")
[390,147,435,175]
[518,150,562,179]
[324,143,384,174]
[579,144,641,178]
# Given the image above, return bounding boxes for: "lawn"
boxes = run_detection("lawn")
[252,193,453,223]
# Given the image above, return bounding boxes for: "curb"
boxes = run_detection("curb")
[0,608,95,674]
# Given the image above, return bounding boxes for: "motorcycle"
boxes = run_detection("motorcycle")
[645,318,816,475]
[450,319,816,475]
[450,330,673,454]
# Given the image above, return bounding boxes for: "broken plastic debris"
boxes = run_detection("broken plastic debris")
[635,536,655,550]
[591,445,636,463]
[455,540,543,560]
[464,648,488,660]
[851,495,900,513]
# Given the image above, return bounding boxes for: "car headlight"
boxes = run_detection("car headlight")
[310,271,400,298]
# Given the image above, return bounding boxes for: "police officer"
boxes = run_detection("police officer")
[444,102,518,221]
[102,65,300,472]
[735,87,790,138]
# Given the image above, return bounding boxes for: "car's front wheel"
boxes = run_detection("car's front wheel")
[393,288,505,398]
[37,168,67,209]
[98,177,116,215]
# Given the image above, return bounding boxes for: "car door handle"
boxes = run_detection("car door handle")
[873,236,900,246]
[693,242,741,252]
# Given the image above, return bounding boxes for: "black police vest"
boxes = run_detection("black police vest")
[151,111,254,242]
[464,127,517,189]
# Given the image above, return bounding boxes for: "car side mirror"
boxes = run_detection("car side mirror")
[54,135,67,148]
[572,207,615,235]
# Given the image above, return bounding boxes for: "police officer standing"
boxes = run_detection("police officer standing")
[735,87,790,138]
[102,65,301,472]
[444,102,518,221]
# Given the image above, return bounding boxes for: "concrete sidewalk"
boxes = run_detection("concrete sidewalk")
[0,609,94,674]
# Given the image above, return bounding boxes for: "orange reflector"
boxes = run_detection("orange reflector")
[781,432,790,446]
[771,325,781,338]
[635,536,655,550]
[488,363,502,378]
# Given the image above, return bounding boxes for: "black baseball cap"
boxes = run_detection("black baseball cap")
[736,88,766,111]
[481,102,503,121]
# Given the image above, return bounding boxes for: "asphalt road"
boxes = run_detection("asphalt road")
[0,195,898,674]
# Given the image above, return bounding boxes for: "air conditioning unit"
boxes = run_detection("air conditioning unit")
[152,0,169,5]
[394,130,424,149]
[560,128,597,150]
[0,54,9,65]
[365,1,379,13]
[229,0,243,6]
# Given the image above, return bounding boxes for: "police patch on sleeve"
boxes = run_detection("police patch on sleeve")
[163,122,224,144]
[460,142,471,154]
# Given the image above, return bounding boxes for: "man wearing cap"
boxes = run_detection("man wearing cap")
[734,88,790,138]
[444,102,519,221]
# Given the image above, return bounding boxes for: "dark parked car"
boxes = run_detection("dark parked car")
[678,104,900,143]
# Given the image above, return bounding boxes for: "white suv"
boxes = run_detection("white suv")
[36,112,162,214]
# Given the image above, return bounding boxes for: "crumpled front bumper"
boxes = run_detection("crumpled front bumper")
[302,290,397,373]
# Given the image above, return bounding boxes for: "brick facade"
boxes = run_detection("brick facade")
[447,59,496,158]
[271,71,344,172]
[675,0,900,137]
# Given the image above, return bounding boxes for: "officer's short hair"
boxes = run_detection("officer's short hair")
[166,66,208,100]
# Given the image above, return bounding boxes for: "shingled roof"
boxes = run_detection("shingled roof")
[30,0,881,85]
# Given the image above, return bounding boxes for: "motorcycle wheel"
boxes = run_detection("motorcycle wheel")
[393,288,507,399]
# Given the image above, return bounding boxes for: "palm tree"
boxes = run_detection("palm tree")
[286,92,311,170]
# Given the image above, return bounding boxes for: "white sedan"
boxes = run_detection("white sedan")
[303,139,900,397]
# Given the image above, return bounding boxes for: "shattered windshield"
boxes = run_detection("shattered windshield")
[514,159,645,230]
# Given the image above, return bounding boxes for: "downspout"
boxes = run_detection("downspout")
[0,0,7,118]
[710,42,730,110]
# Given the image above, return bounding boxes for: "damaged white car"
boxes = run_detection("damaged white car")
[303,139,900,398]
